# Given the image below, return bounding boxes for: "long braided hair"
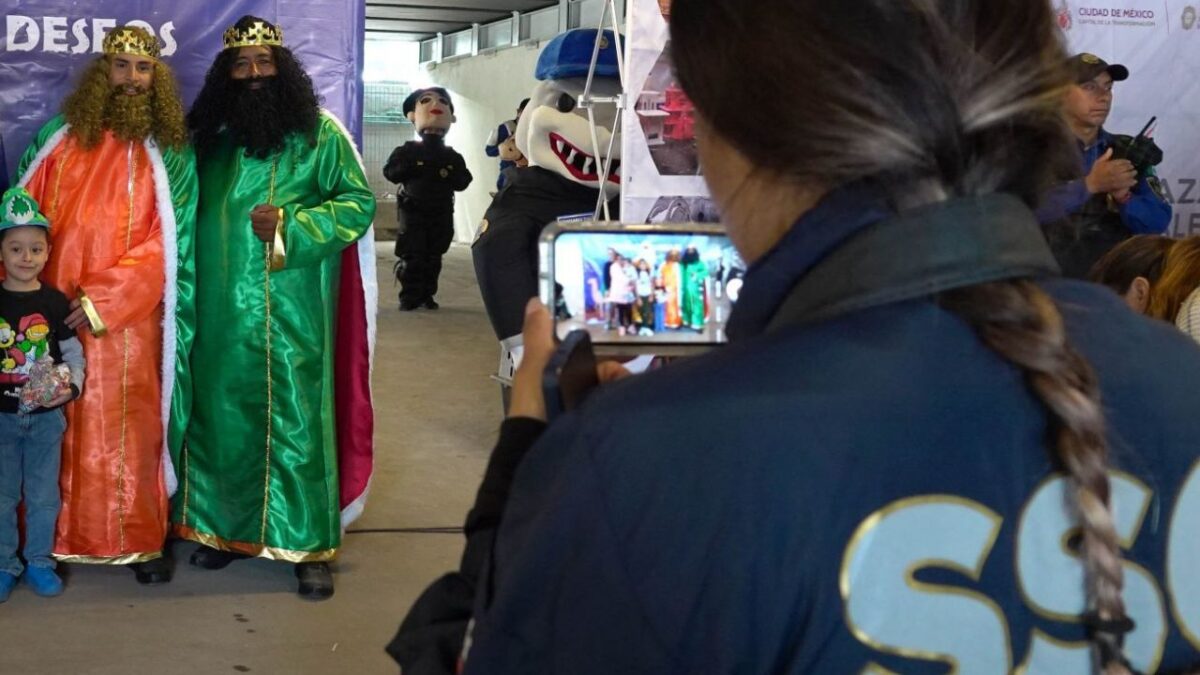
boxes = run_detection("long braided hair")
[672,0,1134,669]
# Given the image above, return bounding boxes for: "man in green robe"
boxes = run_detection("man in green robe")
[681,245,708,330]
[173,15,376,600]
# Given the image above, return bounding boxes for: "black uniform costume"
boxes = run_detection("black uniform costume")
[384,92,473,310]
[472,166,617,341]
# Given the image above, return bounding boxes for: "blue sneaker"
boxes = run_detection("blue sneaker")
[0,572,16,602]
[24,566,62,597]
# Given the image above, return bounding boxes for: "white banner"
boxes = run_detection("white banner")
[620,0,713,224]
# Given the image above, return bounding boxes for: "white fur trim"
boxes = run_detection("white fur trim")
[145,142,180,498]
[16,125,71,189]
[340,481,371,530]
[321,110,377,528]
[322,111,378,375]
[19,125,180,497]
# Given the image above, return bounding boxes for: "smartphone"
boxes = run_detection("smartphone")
[543,329,600,421]
[539,222,743,356]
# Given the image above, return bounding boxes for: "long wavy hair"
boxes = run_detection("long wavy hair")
[1147,237,1200,322]
[1089,234,1175,296]
[673,0,1138,671]
[61,55,187,150]
[187,22,321,159]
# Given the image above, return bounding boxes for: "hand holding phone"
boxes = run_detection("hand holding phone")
[509,299,632,422]
[543,330,600,422]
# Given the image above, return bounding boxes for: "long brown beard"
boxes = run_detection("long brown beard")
[103,88,154,143]
[63,57,188,150]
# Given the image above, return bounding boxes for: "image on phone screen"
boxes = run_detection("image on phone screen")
[551,231,744,345]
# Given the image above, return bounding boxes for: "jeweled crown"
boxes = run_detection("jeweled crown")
[102,26,161,59]
[223,21,284,50]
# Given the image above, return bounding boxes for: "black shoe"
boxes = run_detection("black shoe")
[130,557,172,585]
[399,300,421,311]
[189,545,247,570]
[423,298,439,310]
[295,562,334,601]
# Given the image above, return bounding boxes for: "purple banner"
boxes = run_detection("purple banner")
[1,0,365,180]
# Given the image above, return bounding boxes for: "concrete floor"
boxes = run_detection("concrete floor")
[1,243,498,674]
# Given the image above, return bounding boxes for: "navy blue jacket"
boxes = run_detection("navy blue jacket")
[462,189,1200,673]
[1037,129,1171,279]
[1037,128,1170,235]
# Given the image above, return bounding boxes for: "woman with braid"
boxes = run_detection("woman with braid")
[391,0,1200,672]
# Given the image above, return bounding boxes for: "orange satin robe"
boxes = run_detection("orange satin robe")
[660,261,682,329]
[22,132,167,564]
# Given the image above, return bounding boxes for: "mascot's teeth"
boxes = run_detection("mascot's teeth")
[582,158,594,174]
[566,150,578,164]
[554,139,566,153]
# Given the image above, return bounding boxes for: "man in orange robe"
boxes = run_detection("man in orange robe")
[14,27,197,584]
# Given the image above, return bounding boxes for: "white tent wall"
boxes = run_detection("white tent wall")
[423,44,544,244]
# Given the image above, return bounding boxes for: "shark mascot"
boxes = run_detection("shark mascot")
[472,28,622,384]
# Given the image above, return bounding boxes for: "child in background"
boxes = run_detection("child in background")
[608,254,636,336]
[635,258,657,336]
[0,188,85,602]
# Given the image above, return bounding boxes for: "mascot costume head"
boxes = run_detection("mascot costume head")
[403,87,456,140]
[515,29,622,201]
[472,28,624,381]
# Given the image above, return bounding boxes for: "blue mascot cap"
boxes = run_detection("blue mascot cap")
[536,29,620,81]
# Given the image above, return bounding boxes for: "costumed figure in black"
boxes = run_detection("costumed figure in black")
[384,88,472,310]
[471,29,621,380]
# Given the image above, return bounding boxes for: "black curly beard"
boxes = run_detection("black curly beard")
[224,77,299,159]
[189,45,321,159]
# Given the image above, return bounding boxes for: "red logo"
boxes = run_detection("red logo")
[1057,1,1073,30]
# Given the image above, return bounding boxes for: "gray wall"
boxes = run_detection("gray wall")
[424,43,544,243]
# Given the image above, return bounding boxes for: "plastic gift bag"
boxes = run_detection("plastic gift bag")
[18,355,71,414]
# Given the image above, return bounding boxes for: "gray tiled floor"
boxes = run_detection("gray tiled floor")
[1,243,497,674]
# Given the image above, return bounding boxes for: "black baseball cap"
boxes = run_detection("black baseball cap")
[1069,53,1130,84]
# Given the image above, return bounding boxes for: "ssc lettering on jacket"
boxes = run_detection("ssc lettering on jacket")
[840,465,1200,673]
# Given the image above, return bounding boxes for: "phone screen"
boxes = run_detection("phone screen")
[551,231,744,345]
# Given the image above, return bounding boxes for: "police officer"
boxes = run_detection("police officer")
[384,87,473,310]
[1038,53,1171,278]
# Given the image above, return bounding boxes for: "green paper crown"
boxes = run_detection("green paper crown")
[0,187,50,232]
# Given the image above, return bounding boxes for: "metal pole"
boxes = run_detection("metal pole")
[610,0,626,85]
[580,0,628,221]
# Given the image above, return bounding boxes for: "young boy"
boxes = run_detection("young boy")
[0,187,84,602]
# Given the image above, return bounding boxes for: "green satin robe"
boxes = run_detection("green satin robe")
[682,260,708,330]
[173,114,375,561]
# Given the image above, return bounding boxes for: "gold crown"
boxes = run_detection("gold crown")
[223,21,284,50]
[102,26,161,59]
